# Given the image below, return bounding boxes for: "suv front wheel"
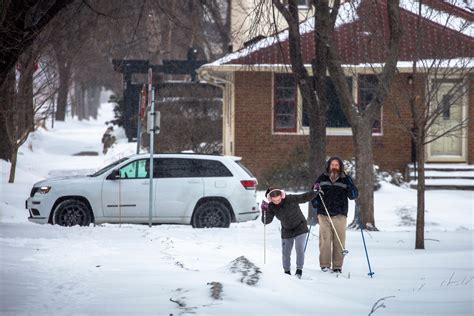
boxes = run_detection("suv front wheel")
[52,199,92,227]
[192,201,231,228]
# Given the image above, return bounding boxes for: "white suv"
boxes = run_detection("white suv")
[26,153,259,228]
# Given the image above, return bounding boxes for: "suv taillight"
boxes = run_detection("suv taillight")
[241,180,257,190]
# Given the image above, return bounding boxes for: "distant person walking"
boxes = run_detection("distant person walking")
[101,126,116,154]
[311,157,358,273]
[261,187,319,278]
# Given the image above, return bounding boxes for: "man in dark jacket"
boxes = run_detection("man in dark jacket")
[261,188,318,278]
[311,157,358,273]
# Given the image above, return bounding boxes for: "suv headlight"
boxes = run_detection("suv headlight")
[38,186,51,194]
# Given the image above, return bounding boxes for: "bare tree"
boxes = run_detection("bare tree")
[0,0,74,160]
[409,61,470,249]
[1,0,232,182]
[319,0,402,230]
[272,0,328,180]
[199,0,232,58]
[388,1,472,248]
[0,0,74,87]
[249,0,401,229]
[1,46,37,182]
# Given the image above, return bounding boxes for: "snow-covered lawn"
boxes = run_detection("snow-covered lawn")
[1,102,473,315]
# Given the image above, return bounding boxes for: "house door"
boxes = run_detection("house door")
[426,79,467,162]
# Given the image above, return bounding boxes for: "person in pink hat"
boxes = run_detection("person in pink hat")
[261,187,319,278]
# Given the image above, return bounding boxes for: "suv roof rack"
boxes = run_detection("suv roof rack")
[136,152,223,156]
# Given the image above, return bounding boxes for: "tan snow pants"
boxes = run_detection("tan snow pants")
[318,214,347,270]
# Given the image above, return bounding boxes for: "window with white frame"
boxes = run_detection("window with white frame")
[302,75,381,134]
[274,73,382,135]
[274,73,297,132]
[297,0,309,7]
[358,74,382,133]
[302,77,352,129]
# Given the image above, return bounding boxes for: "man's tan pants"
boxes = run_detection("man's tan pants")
[318,214,346,270]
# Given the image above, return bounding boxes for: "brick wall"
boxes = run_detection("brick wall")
[233,71,309,177]
[233,71,470,180]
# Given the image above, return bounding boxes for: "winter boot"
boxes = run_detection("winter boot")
[284,271,291,275]
[332,268,342,273]
[321,267,331,272]
[295,269,302,279]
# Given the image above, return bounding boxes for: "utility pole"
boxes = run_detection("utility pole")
[147,68,160,227]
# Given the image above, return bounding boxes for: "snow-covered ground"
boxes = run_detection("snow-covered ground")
[1,102,473,315]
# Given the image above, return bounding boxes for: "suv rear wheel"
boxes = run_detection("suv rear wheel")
[192,201,231,228]
[52,199,92,227]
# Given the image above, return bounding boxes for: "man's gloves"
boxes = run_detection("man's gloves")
[313,183,322,194]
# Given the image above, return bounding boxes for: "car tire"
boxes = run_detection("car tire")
[52,199,92,227]
[192,201,231,228]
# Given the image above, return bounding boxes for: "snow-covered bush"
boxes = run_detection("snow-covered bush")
[378,170,405,186]
[260,154,405,191]
[343,159,381,191]
[259,147,312,191]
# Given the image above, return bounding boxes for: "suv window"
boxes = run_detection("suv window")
[235,161,256,178]
[119,159,149,179]
[119,159,147,179]
[156,158,196,178]
[193,159,233,177]
[118,158,234,179]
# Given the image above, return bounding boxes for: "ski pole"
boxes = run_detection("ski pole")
[261,199,269,265]
[304,218,313,253]
[356,205,374,277]
[264,209,266,264]
[318,192,349,256]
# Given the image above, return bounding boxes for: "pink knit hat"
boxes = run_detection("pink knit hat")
[266,188,286,200]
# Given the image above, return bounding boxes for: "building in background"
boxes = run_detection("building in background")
[200,0,474,183]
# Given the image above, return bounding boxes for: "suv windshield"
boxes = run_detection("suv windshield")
[89,157,129,177]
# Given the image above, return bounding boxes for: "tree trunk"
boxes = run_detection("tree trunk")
[8,147,18,183]
[17,46,35,137]
[415,135,425,249]
[7,47,36,183]
[0,123,12,161]
[55,58,70,121]
[310,1,331,178]
[352,119,377,230]
[308,105,327,177]
[75,82,85,120]
[89,86,100,119]
[0,73,15,161]
[83,87,91,120]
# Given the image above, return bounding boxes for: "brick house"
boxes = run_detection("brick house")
[198,1,474,181]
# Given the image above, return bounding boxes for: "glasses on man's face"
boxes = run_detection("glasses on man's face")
[269,190,281,198]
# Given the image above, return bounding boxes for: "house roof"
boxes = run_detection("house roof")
[210,0,473,67]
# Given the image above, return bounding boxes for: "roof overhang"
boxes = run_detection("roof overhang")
[199,58,473,77]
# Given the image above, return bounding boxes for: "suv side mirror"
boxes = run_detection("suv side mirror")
[106,169,121,180]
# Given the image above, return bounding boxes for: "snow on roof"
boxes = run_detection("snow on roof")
[432,0,474,15]
[351,57,474,69]
[201,58,473,74]
[400,0,473,37]
[211,1,360,66]
[209,0,473,67]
